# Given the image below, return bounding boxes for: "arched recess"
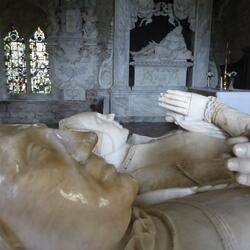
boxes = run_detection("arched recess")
[0,0,60,99]
[3,27,27,94]
[0,0,48,40]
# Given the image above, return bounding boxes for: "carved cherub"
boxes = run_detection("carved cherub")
[81,9,98,42]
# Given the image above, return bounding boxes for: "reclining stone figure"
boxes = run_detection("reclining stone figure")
[59,90,250,206]
[0,124,138,250]
[1,119,250,249]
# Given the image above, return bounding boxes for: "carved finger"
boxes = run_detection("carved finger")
[159,102,188,115]
[165,111,184,123]
[228,158,250,174]
[233,143,250,157]
[158,96,166,103]
[167,110,184,118]
[236,173,250,186]
[165,116,175,123]
[160,98,189,109]
[163,93,190,103]
[166,90,192,98]
[228,136,249,146]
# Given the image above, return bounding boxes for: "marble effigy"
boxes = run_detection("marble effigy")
[2,94,250,248]
[131,26,193,88]
[2,123,250,249]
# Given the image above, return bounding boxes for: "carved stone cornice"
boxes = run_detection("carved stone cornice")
[130,60,193,67]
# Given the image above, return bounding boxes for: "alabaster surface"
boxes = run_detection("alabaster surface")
[159,90,250,138]
[123,187,250,250]
[2,125,250,250]
[159,89,250,187]
[59,112,237,196]
[59,88,250,198]
[1,104,250,249]
[121,131,233,193]
[0,125,138,250]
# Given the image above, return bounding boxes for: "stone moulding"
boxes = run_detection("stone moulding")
[130,60,193,67]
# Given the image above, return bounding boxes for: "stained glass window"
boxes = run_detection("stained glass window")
[29,27,51,94]
[3,27,52,95]
[4,28,27,94]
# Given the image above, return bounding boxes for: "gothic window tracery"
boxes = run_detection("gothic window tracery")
[29,27,51,94]
[4,28,27,94]
[3,27,51,95]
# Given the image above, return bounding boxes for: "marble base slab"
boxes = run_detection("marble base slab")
[132,61,192,87]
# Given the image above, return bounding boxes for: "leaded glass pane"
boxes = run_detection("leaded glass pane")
[29,27,51,94]
[4,28,27,94]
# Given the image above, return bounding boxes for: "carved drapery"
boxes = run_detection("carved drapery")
[131,26,193,62]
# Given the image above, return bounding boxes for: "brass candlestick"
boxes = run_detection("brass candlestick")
[222,42,231,90]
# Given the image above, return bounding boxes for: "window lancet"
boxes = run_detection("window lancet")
[4,28,27,94]
[3,27,51,95]
[29,27,51,94]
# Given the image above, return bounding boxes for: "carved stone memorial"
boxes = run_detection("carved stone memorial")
[131,26,193,87]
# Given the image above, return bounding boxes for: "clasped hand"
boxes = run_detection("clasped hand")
[228,137,250,186]
[158,90,209,121]
[159,90,250,186]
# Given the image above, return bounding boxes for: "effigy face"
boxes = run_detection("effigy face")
[59,112,129,156]
[0,125,138,250]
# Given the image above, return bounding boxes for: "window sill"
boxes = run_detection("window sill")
[0,91,61,102]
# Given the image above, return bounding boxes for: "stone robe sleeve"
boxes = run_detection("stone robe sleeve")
[123,187,250,250]
[206,100,250,137]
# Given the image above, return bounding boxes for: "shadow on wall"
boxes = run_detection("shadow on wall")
[0,0,49,39]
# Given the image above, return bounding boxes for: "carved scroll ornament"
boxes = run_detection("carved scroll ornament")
[173,0,196,31]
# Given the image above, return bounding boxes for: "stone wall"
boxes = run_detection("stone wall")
[0,0,215,123]
[112,0,213,121]
[0,0,113,124]
[211,0,250,65]
[0,100,91,125]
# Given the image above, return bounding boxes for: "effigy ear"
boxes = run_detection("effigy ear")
[54,129,98,164]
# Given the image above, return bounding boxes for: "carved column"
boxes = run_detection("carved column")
[192,0,213,87]
[0,38,7,99]
[113,0,130,90]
